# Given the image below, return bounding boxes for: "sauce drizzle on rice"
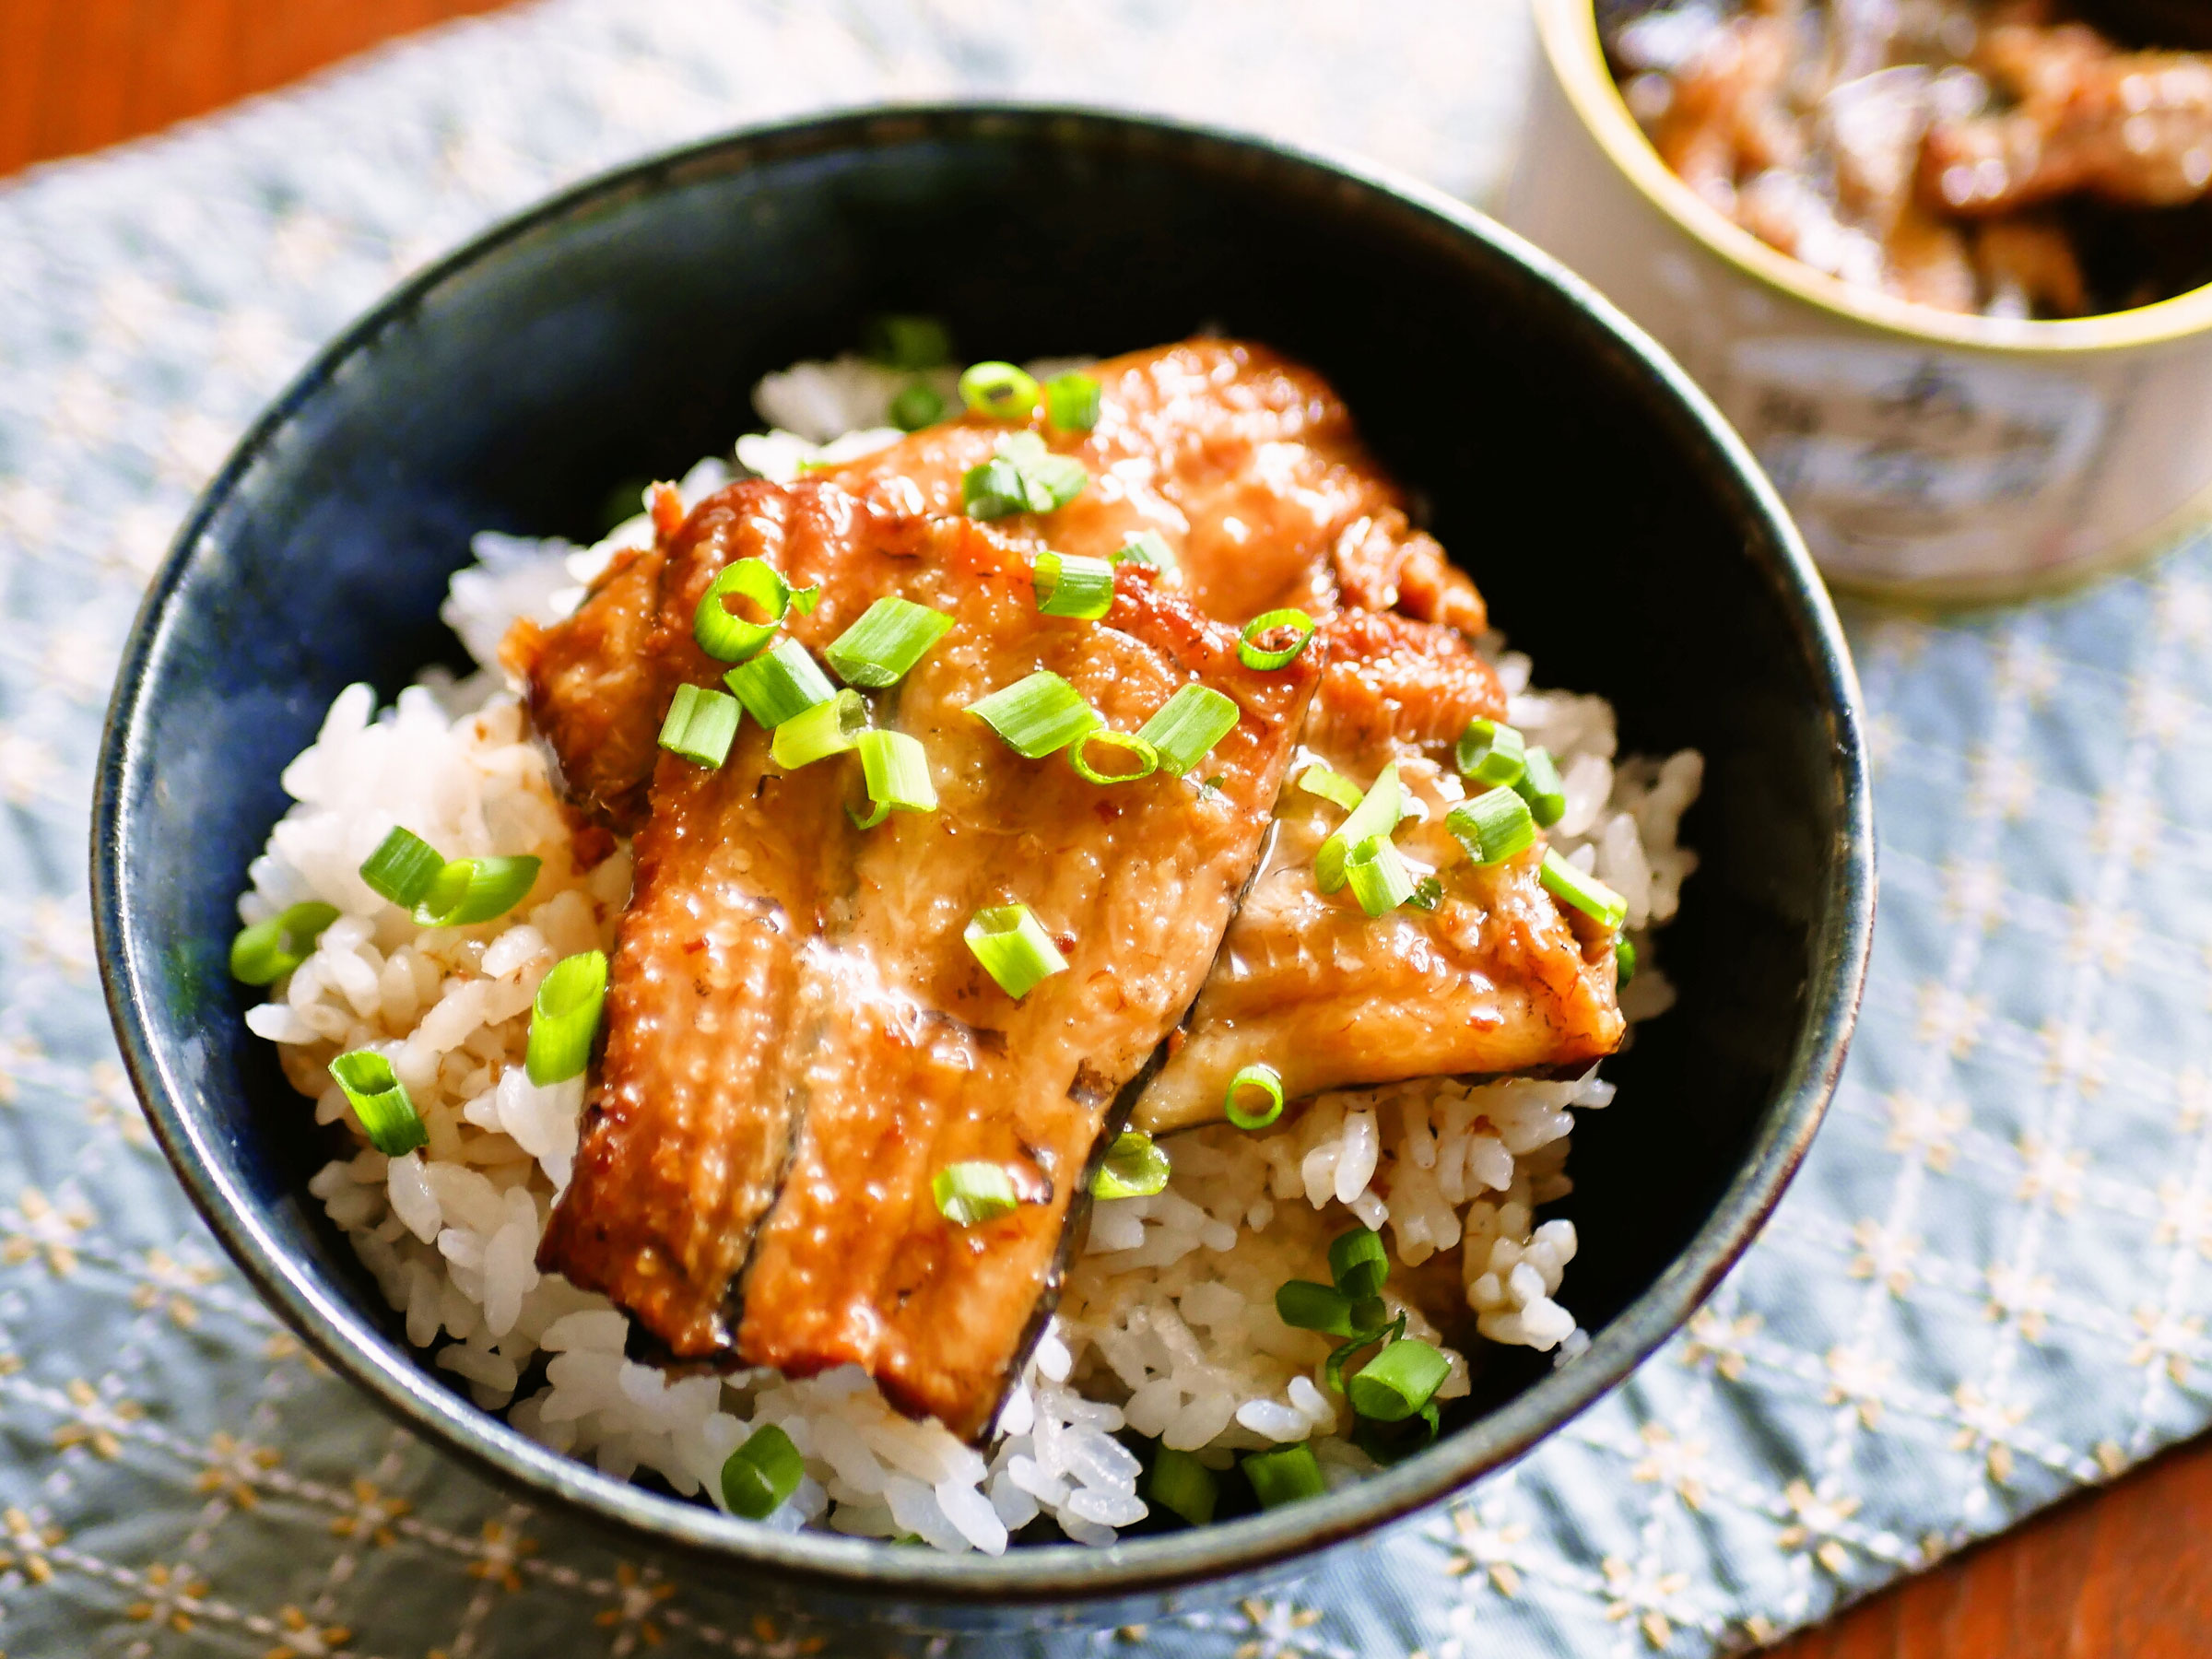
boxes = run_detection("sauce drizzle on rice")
[238,339,1702,1551]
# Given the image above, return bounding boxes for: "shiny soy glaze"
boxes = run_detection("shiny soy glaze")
[510,340,1624,1439]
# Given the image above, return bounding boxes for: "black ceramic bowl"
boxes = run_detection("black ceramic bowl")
[93,106,1872,1630]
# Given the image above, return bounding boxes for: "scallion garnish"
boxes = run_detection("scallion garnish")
[967,671,1100,759]
[1408,875,1442,912]
[1147,1447,1218,1526]
[854,728,936,821]
[1516,747,1567,828]
[695,558,808,664]
[724,637,837,728]
[658,683,743,769]
[824,596,954,688]
[1225,1062,1285,1131]
[413,855,542,929]
[1277,1279,1359,1336]
[329,1050,428,1157]
[1033,551,1116,619]
[1329,1227,1389,1300]
[1345,1337,1449,1424]
[1237,608,1318,671]
[1091,1130,1171,1200]
[1241,1443,1325,1510]
[958,360,1041,420]
[1314,763,1403,894]
[770,688,866,770]
[1344,835,1418,917]
[1540,849,1628,929]
[359,827,446,910]
[861,313,952,371]
[229,900,339,985]
[1446,786,1536,867]
[889,383,947,431]
[1112,530,1179,578]
[720,1423,805,1519]
[1297,764,1364,813]
[1617,937,1639,984]
[1044,371,1101,432]
[1454,718,1526,788]
[1135,685,1239,777]
[961,432,1088,519]
[964,903,1068,1000]
[525,949,609,1085]
[933,1161,1020,1226]
[1068,728,1159,786]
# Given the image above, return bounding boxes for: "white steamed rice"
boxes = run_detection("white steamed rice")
[238,353,1701,1552]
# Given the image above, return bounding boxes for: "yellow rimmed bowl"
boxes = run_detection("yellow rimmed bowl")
[1503,0,2212,605]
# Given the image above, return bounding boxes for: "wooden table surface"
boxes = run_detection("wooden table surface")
[7,2,2209,1653]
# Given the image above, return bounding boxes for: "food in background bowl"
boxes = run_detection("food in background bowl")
[231,335,1700,1552]
[1603,0,2212,316]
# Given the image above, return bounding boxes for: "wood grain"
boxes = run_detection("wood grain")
[0,0,513,179]
[8,3,2212,1655]
[1767,1432,2212,1659]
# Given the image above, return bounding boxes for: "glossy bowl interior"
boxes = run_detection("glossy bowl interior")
[94,107,1872,1630]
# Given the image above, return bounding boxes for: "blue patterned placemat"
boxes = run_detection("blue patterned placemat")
[5,3,2211,1653]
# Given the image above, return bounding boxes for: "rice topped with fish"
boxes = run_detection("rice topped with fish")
[235,337,1700,1551]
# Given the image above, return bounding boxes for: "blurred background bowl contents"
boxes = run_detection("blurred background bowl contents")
[1510,0,2212,601]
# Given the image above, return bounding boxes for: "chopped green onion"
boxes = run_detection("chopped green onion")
[1315,763,1403,894]
[720,1423,805,1520]
[967,671,1100,758]
[933,1161,1019,1226]
[1344,835,1418,917]
[1237,608,1318,671]
[1091,1130,1171,1200]
[889,383,947,431]
[1408,876,1442,912]
[860,313,952,371]
[658,683,743,768]
[961,431,1088,519]
[1454,718,1526,788]
[1147,1447,1218,1526]
[1068,729,1159,786]
[1346,1337,1450,1423]
[1241,1443,1325,1510]
[1033,551,1116,619]
[1329,1227,1389,1300]
[1136,685,1239,777]
[958,360,1040,420]
[359,827,445,909]
[964,904,1068,1000]
[1276,1279,1359,1337]
[724,637,837,728]
[413,855,542,929]
[770,688,865,770]
[1226,1063,1285,1132]
[855,728,937,818]
[1616,937,1639,984]
[1044,371,1101,431]
[824,596,954,688]
[1324,1312,1407,1394]
[329,1050,428,1157]
[1447,786,1537,867]
[229,901,339,985]
[525,950,608,1085]
[1112,530,1178,578]
[1298,764,1364,813]
[694,558,802,664]
[1516,747,1567,828]
[1540,849,1628,929]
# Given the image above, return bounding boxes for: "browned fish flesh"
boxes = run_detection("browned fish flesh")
[1133,608,1626,1135]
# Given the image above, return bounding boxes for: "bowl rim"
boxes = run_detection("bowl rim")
[92,100,1875,1606]
[1535,0,2212,355]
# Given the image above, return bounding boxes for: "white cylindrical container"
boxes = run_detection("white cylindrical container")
[1500,0,2212,603]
